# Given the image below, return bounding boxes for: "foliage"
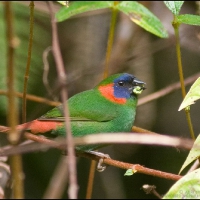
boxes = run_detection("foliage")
[1,0,200,199]
[163,168,200,199]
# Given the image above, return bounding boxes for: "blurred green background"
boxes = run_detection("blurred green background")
[0,1,200,198]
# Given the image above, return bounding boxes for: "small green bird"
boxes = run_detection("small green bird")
[2,73,146,152]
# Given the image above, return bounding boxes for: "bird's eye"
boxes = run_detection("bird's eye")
[118,81,125,86]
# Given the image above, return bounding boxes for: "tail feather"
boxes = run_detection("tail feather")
[0,120,63,135]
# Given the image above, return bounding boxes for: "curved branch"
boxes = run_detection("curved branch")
[0,132,193,182]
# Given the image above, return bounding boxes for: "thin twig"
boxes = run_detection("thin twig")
[103,1,119,78]
[86,160,96,199]
[47,2,78,199]
[0,132,186,182]
[0,90,60,107]
[77,152,182,181]
[173,18,195,140]
[22,1,34,123]
[186,159,199,174]
[0,72,199,109]
[0,132,194,157]
[142,184,162,199]
[42,46,55,98]
[138,72,200,106]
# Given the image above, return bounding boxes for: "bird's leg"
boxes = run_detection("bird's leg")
[97,158,106,172]
[86,150,110,172]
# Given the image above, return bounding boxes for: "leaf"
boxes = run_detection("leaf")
[116,1,168,38]
[57,1,67,6]
[163,168,200,199]
[56,1,114,22]
[178,77,200,111]
[124,168,137,176]
[164,1,184,16]
[179,134,200,174]
[177,14,200,26]
[56,1,168,38]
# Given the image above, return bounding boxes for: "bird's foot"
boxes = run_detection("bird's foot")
[97,158,107,172]
[87,151,110,172]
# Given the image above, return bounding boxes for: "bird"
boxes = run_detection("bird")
[1,73,146,153]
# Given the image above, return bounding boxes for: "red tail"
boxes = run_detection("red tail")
[0,120,63,135]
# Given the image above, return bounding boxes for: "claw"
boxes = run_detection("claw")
[85,150,110,172]
[97,158,106,172]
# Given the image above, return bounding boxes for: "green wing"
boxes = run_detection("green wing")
[38,89,119,122]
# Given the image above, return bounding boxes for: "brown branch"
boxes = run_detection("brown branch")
[22,1,34,123]
[142,184,162,199]
[132,126,158,134]
[47,1,78,199]
[77,152,182,181]
[0,132,185,182]
[0,90,60,107]
[138,72,200,106]
[0,131,194,156]
[0,70,199,111]
[86,160,96,199]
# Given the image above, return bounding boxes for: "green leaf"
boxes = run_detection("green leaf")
[178,77,200,111]
[56,1,114,22]
[57,1,67,6]
[177,14,200,26]
[116,1,168,38]
[56,1,168,38]
[163,168,200,199]
[179,134,200,174]
[124,168,137,176]
[164,1,184,16]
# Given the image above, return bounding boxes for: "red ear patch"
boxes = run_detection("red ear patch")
[98,83,126,104]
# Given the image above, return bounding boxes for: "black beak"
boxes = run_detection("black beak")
[133,78,146,90]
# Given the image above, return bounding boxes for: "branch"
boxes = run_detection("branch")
[4,1,24,198]
[0,90,60,107]
[22,1,34,123]
[0,132,194,156]
[138,72,200,106]
[47,2,78,199]
[1,71,199,110]
[78,151,182,181]
[0,132,187,182]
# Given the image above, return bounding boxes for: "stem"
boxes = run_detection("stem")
[103,2,119,78]
[47,2,78,198]
[22,1,34,123]
[4,2,24,198]
[172,18,195,140]
[86,160,96,199]
[0,90,60,107]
